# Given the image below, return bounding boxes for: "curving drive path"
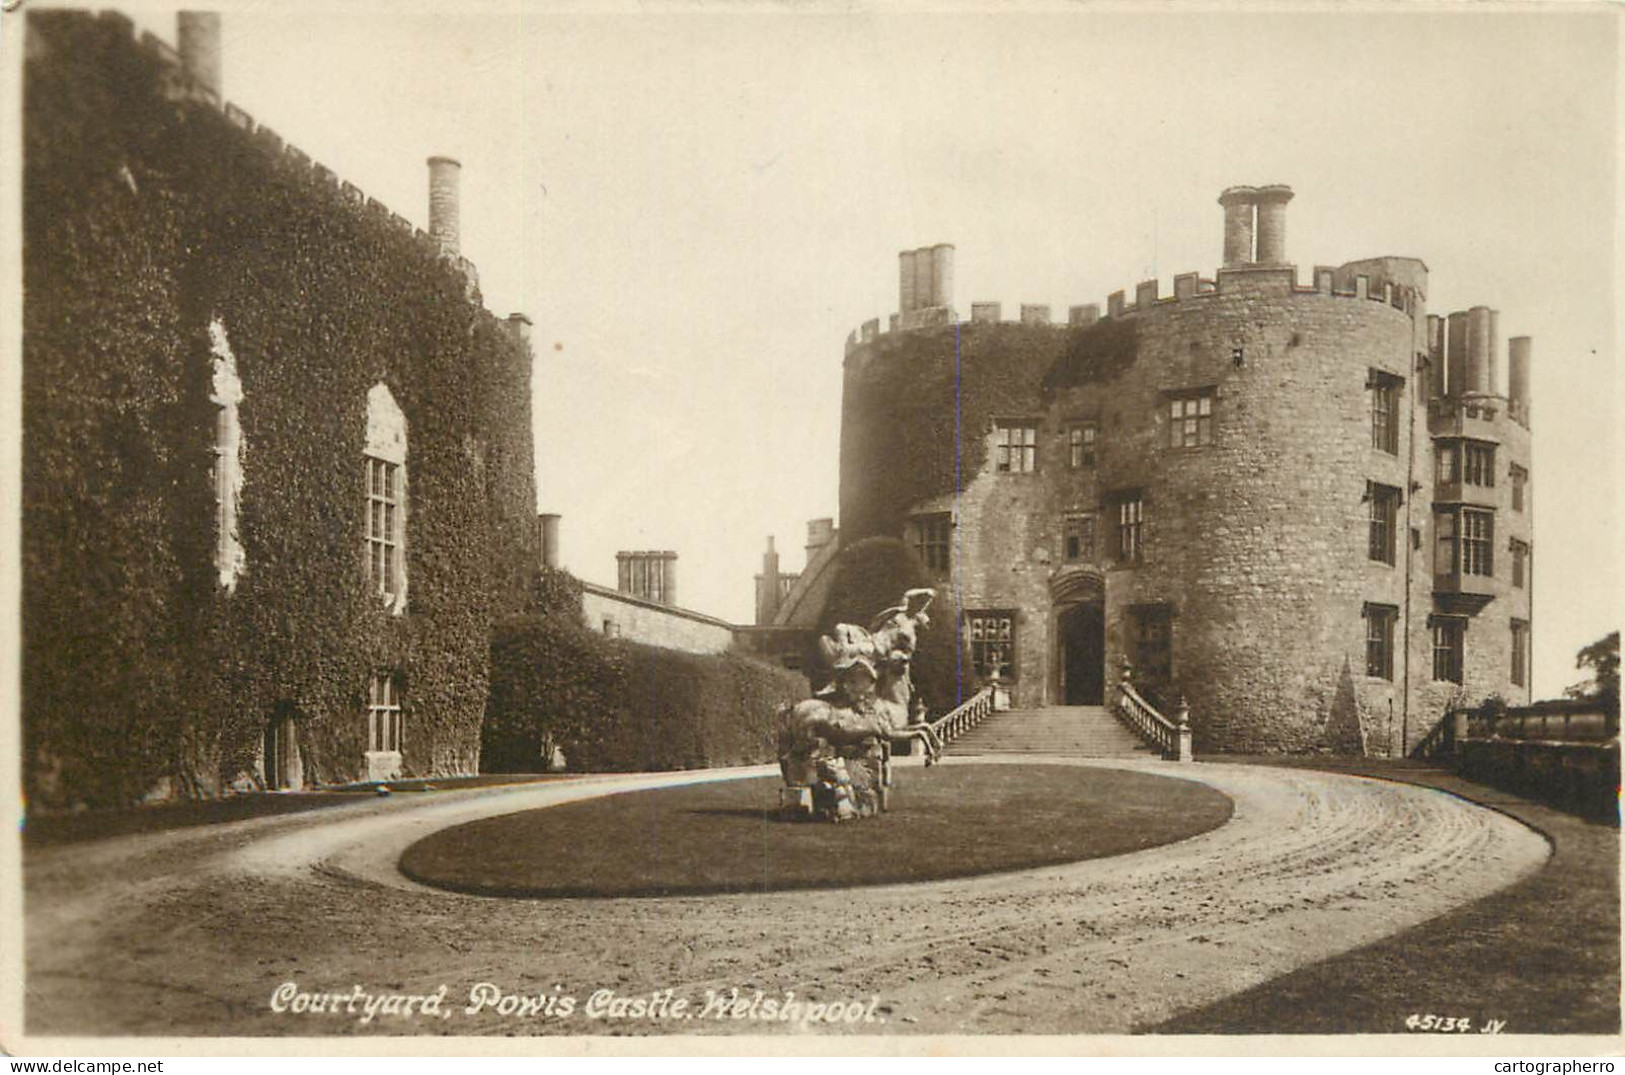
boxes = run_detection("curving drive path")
[22,759,1548,1037]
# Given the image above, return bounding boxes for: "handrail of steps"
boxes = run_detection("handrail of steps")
[926,687,995,748]
[1115,666,1193,762]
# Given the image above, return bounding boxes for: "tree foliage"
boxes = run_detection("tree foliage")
[1566,630,1620,713]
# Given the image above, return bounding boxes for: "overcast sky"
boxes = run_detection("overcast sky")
[106,1,1619,699]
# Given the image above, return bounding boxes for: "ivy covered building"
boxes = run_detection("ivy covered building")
[22,11,538,807]
[838,186,1535,756]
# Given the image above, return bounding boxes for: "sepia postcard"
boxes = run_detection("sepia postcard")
[1,0,1620,1058]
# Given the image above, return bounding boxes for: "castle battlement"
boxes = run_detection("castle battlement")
[102,10,494,312]
[844,260,1419,357]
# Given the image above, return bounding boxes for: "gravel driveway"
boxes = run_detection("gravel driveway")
[22,758,1548,1038]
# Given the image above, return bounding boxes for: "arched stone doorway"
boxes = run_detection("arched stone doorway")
[1050,567,1107,706]
[262,703,303,791]
[1058,602,1106,704]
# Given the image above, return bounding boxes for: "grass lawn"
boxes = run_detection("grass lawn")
[1152,757,1620,1035]
[24,773,576,848]
[400,763,1234,898]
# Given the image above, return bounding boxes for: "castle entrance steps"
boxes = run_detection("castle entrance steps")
[943,705,1155,758]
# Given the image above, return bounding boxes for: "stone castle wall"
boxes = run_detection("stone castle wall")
[839,251,1534,755]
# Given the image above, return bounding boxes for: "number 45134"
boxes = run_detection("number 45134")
[1406,1014,1506,1034]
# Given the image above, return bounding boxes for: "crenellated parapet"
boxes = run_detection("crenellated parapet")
[93,10,500,318]
[843,259,1420,359]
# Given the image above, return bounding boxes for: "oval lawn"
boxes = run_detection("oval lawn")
[400,763,1233,899]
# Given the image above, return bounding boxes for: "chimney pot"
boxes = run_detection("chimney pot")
[537,512,560,571]
[1465,305,1495,395]
[176,12,222,97]
[1507,336,1532,420]
[1252,184,1294,264]
[506,312,532,346]
[1218,185,1258,267]
[930,243,955,308]
[427,156,462,257]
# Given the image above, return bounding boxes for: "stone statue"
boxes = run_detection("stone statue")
[776,588,943,821]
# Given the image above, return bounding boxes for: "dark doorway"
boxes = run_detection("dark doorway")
[263,704,301,791]
[1059,601,1106,705]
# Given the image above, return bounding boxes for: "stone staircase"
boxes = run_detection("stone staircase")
[943,705,1158,758]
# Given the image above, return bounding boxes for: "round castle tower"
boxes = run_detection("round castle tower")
[838,185,1534,755]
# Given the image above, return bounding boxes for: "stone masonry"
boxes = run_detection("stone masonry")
[837,185,1534,756]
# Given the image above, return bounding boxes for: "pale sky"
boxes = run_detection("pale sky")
[100,3,1621,698]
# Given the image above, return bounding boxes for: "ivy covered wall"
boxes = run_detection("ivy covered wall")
[22,12,537,808]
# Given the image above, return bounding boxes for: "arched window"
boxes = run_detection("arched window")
[208,318,245,592]
[365,383,408,614]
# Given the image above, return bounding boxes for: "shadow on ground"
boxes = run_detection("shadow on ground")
[1151,757,1620,1035]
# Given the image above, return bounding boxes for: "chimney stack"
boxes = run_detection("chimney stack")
[537,512,560,570]
[1445,311,1469,398]
[427,156,462,257]
[659,551,677,606]
[805,517,835,558]
[756,536,782,625]
[617,550,677,605]
[177,12,222,97]
[930,244,955,308]
[1252,185,1294,265]
[506,312,532,347]
[1465,305,1496,396]
[1427,314,1446,399]
[1218,186,1258,267]
[1507,336,1532,420]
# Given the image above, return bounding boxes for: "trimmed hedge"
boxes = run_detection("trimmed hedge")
[23,13,536,807]
[481,604,805,774]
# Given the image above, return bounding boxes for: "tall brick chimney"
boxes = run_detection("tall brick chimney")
[177,12,222,97]
[427,156,462,257]
[1253,184,1294,264]
[1218,186,1258,267]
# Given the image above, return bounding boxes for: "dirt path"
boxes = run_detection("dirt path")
[22,758,1548,1038]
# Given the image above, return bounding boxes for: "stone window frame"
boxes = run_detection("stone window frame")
[1510,463,1529,512]
[1510,538,1530,589]
[965,609,1017,682]
[1363,602,1398,680]
[364,384,409,615]
[994,419,1039,474]
[1165,387,1215,450]
[1063,512,1096,563]
[1367,369,1403,455]
[1511,618,1530,688]
[1106,489,1144,566]
[907,512,953,575]
[1366,481,1401,566]
[1462,440,1496,488]
[1067,421,1098,469]
[1435,505,1494,578]
[1436,441,1460,484]
[365,456,405,604]
[1430,616,1465,684]
[367,670,402,754]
